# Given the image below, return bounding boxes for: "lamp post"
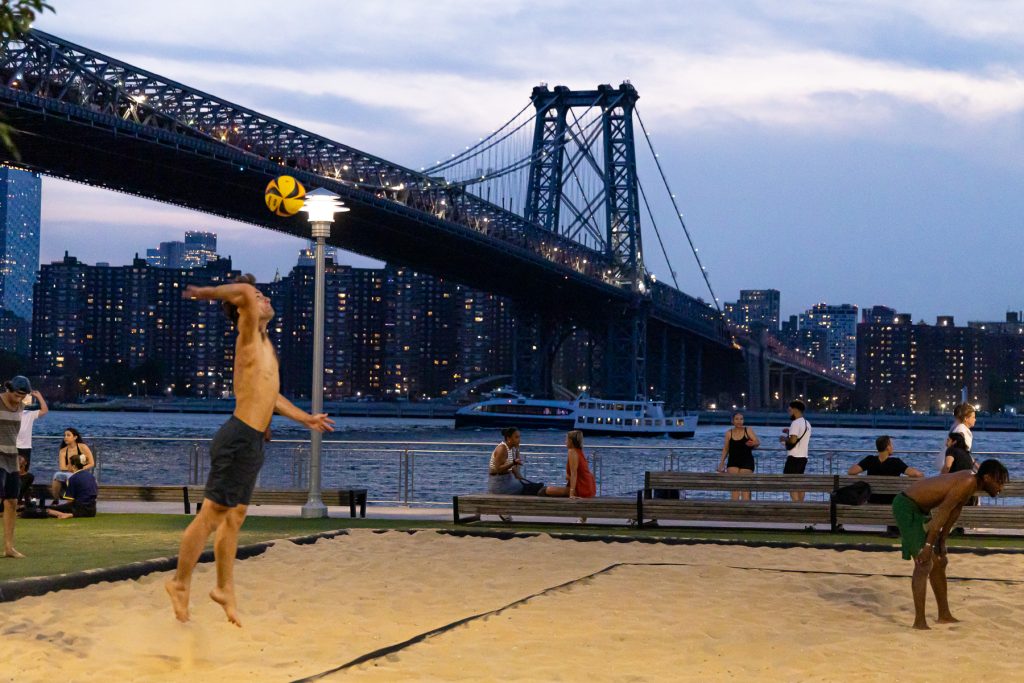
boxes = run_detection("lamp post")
[299,187,348,518]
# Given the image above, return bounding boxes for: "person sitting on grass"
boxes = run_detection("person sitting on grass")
[52,427,95,501]
[16,454,33,511]
[48,453,97,519]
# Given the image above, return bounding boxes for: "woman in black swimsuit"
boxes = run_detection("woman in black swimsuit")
[717,412,761,500]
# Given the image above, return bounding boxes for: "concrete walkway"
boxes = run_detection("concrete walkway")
[92,501,1023,537]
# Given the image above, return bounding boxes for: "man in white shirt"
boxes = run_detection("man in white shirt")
[17,389,48,469]
[779,399,812,501]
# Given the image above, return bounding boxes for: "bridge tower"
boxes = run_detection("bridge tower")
[522,83,648,400]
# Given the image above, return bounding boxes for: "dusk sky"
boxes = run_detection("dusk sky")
[31,1,1024,323]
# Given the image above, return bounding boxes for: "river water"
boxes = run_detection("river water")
[23,411,1024,505]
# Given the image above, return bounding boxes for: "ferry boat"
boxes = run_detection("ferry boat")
[454,389,697,438]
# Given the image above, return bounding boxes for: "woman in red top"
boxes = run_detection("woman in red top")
[541,430,596,498]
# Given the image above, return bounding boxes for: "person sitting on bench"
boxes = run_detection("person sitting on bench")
[48,453,97,519]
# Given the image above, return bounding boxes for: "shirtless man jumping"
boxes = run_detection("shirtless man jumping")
[166,275,334,626]
[891,459,1008,630]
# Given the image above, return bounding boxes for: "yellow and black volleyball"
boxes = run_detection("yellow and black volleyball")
[264,175,306,217]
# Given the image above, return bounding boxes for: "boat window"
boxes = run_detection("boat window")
[616,418,623,425]
[625,419,633,426]
[677,419,685,426]
[644,419,652,426]
[587,417,595,424]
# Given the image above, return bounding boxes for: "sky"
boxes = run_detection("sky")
[28,0,1024,323]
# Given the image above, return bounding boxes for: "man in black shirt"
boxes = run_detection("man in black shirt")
[848,435,924,506]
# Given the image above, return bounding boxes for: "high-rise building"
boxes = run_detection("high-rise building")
[855,311,1024,412]
[724,289,780,332]
[383,265,460,398]
[799,303,858,381]
[0,308,28,357]
[0,165,42,349]
[778,314,829,368]
[146,231,219,269]
[183,231,218,268]
[32,253,239,397]
[296,241,337,267]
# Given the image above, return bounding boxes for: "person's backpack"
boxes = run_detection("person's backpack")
[833,481,872,505]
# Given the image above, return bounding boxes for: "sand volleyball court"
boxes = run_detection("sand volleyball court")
[3,530,1024,681]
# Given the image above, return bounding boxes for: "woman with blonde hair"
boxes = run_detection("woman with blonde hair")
[540,430,596,499]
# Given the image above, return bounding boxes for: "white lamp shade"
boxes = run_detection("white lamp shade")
[301,187,350,223]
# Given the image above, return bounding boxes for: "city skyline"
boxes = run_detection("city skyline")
[26,1,1024,324]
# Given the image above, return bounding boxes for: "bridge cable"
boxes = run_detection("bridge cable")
[637,178,681,290]
[634,106,721,311]
[421,102,533,174]
[446,105,606,188]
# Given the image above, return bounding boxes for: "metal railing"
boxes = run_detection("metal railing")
[26,436,1024,506]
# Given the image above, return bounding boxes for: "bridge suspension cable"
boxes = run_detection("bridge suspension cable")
[421,102,534,174]
[634,106,721,312]
[438,101,606,190]
[637,177,680,290]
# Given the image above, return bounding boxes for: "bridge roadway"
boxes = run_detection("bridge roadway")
[0,30,851,402]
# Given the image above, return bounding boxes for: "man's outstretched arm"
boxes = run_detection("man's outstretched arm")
[274,395,336,432]
[183,283,255,307]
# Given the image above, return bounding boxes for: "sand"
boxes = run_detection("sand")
[2,530,1024,682]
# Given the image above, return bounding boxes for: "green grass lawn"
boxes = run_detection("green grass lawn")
[0,515,440,582]
[3,514,1024,583]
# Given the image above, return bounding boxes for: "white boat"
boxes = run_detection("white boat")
[454,389,697,438]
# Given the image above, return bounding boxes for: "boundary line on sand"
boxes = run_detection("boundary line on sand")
[430,527,1024,556]
[0,529,349,603]
[291,557,1024,682]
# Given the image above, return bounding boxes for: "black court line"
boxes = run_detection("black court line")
[0,529,349,603]
[290,559,1024,682]
[432,527,1024,556]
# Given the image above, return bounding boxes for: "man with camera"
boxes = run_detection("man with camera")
[779,399,812,502]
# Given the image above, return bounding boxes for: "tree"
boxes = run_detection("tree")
[0,1,55,157]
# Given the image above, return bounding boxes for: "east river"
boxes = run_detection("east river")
[23,411,1024,505]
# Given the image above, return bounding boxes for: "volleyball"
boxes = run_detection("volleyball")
[264,175,306,217]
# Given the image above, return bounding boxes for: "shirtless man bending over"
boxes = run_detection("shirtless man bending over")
[891,459,1008,630]
[166,275,334,626]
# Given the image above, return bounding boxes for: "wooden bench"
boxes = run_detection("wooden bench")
[640,472,837,530]
[97,485,368,518]
[453,494,638,525]
[833,477,1024,530]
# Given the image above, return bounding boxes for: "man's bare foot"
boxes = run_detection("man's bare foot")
[913,621,930,630]
[4,547,25,559]
[936,614,960,624]
[165,579,191,622]
[210,587,242,627]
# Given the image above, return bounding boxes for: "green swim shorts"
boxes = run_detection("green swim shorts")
[892,492,930,560]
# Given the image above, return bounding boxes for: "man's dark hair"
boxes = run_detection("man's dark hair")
[875,435,891,452]
[976,459,1009,484]
[789,400,805,413]
[947,431,967,449]
[222,273,257,324]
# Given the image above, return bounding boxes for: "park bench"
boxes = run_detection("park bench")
[452,494,638,525]
[96,485,368,518]
[832,476,1024,531]
[639,472,837,530]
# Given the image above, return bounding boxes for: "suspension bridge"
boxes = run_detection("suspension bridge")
[0,29,852,408]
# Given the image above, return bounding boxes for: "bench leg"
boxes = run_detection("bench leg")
[359,493,366,518]
[349,495,356,519]
[636,490,645,530]
[182,486,191,515]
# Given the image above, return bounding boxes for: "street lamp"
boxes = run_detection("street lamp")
[299,187,349,518]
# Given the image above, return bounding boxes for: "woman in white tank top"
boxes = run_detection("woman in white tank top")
[488,427,524,495]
